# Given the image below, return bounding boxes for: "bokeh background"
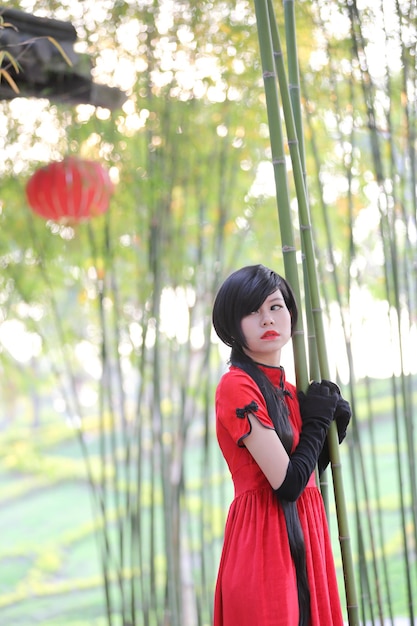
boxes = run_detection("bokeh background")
[0,1,416,625]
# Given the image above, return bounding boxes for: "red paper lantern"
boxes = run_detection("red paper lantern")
[26,157,113,222]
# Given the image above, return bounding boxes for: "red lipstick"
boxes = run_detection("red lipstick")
[261,330,279,339]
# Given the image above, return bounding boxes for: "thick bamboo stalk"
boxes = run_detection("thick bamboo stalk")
[281,0,326,508]
[254,1,359,623]
[252,0,308,390]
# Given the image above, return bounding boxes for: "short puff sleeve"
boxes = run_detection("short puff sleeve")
[215,366,274,447]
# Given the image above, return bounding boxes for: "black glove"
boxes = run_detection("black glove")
[298,379,340,424]
[318,396,352,476]
[274,380,339,502]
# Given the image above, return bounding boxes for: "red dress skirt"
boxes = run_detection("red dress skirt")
[213,364,344,626]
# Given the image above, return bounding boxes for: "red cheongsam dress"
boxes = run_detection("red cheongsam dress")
[213,363,344,626]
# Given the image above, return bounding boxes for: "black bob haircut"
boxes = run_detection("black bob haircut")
[212,264,298,350]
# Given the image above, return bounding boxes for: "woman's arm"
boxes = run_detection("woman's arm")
[244,414,290,490]
[244,381,341,501]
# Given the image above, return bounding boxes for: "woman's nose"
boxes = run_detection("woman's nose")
[262,314,274,325]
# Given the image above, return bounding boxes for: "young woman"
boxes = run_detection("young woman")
[212,264,351,626]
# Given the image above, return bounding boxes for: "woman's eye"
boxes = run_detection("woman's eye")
[271,304,281,311]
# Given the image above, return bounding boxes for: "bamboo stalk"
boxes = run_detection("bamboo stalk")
[254,1,359,623]
[23,213,117,624]
[300,31,394,620]
[348,2,417,619]
[365,377,396,624]
[86,222,126,623]
[253,0,307,389]
[379,1,417,559]
[282,0,326,508]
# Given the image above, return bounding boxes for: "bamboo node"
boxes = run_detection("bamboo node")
[287,139,299,146]
[272,157,286,165]
[300,224,311,231]
[282,245,296,252]
[263,71,276,79]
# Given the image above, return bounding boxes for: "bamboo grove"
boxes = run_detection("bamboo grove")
[0,1,415,625]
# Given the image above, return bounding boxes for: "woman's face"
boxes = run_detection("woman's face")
[240,289,292,366]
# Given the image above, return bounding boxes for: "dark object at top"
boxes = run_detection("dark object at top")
[0,6,127,110]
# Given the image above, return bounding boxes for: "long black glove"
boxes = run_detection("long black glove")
[274,380,339,502]
[317,396,351,475]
